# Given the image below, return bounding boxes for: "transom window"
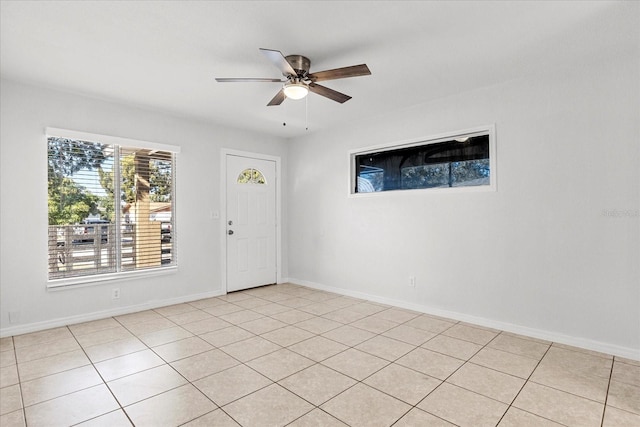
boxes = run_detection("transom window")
[351,126,495,194]
[46,128,179,286]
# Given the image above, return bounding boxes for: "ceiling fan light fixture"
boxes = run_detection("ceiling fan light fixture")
[283,81,309,100]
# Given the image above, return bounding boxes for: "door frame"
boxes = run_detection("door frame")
[220,148,282,294]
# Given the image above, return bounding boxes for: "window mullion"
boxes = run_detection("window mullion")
[113,145,122,272]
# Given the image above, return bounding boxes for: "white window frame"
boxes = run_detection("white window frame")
[45,128,181,289]
[348,125,497,196]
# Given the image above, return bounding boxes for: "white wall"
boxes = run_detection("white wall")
[286,56,639,358]
[0,79,289,335]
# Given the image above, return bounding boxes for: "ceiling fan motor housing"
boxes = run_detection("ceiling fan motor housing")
[285,55,311,77]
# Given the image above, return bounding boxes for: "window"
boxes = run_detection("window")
[351,126,495,194]
[46,128,179,286]
[237,168,266,184]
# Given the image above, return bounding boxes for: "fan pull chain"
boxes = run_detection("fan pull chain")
[305,95,309,131]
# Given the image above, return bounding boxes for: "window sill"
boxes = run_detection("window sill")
[47,266,178,291]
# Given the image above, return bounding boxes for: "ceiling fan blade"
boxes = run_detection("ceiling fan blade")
[259,48,297,77]
[215,78,285,82]
[308,82,352,103]
[267,89,286,106]
[308,64,371,82]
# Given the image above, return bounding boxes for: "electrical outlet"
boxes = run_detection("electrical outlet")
[112,288,120,299]
[408,276,416,287]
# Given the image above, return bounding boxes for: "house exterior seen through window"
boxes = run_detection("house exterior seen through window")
[47,134,177,284]
[353,127,495,194]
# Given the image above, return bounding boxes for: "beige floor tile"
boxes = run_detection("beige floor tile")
[138,326,194,347]
[202,302,244,317]
[442,323,498,345]
[404,315,456,334]
[0,384,22,416]
[321,325,376,347]
[0,337,14,353]
[542,346,612,378]
[530,359,610,402]
[247,348,314,381]
[372,307,421,324]
[614,356,640,367]
[94,349,165,381]
[124,318,178,336]
[15,337,80,363]
[299,302,340,316]
[270,309,316,324]
[364,363,441,405]
[607,380,640,414]
[350,316,398,334]
[232,297,271,309]
[295,316,343,334]
[21,365,102,406]
[422,334,483,360]
[183,409,240,426]
[17,349,90,382]
[218,309,264,325]
[513,381,604,426]
[13,327,72,349]
[470,347,540,379]
[107,364,187,406]
[0,409,25,427]
[115,310,164,327]
[355,335,415,361]
[447,362,525,404]
[0,364,19,387]
[219,336,281,362]
[188,297,227,310]
[612,360,640,387]
[396,347,464,380]
[1,349,16,368]
[418,382,508,426]
[321,382,411,427]
[68,318,120,336]
[348,302,388,316]
[603,405,640,426]
[322,348,388,381]
[75,325,135,348]
[154,303,197,317]
[280,363,357,405]
[83,337,147,363]
[498,407,563,426]
[217,292,253,302]
[194,364,272,406]
[166,309,212,326]
[288,336,348,362]
[238,317,287,335]
[152,336,213,362]
[199,326,255,347]
[382,324,437,346]
[261,325,314,347]
[24,384,119,426]
[288,408,348,426]
[171,348,239,381]
[224,383,313,427]
[76,409,132,426]
[393,408,456,426]
[251,302,292,316]
[321,307,369,323]
[124,384,216,427]
[278,297,315,309]
[552,343,613,360]
[323,296,361,309]
[488,333,550,360]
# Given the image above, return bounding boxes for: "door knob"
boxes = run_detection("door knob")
[228,230,234,235]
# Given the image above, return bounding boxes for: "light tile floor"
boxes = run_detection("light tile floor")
[1,283,639,426]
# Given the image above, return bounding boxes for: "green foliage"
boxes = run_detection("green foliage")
[48,176,100,225]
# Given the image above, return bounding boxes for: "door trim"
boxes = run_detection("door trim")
[220,149,282,294]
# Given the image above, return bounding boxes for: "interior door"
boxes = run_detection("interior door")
[226,154,277,292]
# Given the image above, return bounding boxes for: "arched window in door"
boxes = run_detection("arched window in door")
[237,168,266,184]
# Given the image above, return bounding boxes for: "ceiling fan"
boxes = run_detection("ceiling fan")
[215,48,371,106]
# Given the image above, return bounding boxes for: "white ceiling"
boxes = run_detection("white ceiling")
[1,1,636,138]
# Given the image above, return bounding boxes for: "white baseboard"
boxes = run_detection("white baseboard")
[0,289,225,338]
[286,277,640,361]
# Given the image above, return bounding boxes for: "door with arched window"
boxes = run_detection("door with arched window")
[225,154,277,292]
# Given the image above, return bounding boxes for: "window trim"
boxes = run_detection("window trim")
[45,128,180,289]
[348,125,497,196]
